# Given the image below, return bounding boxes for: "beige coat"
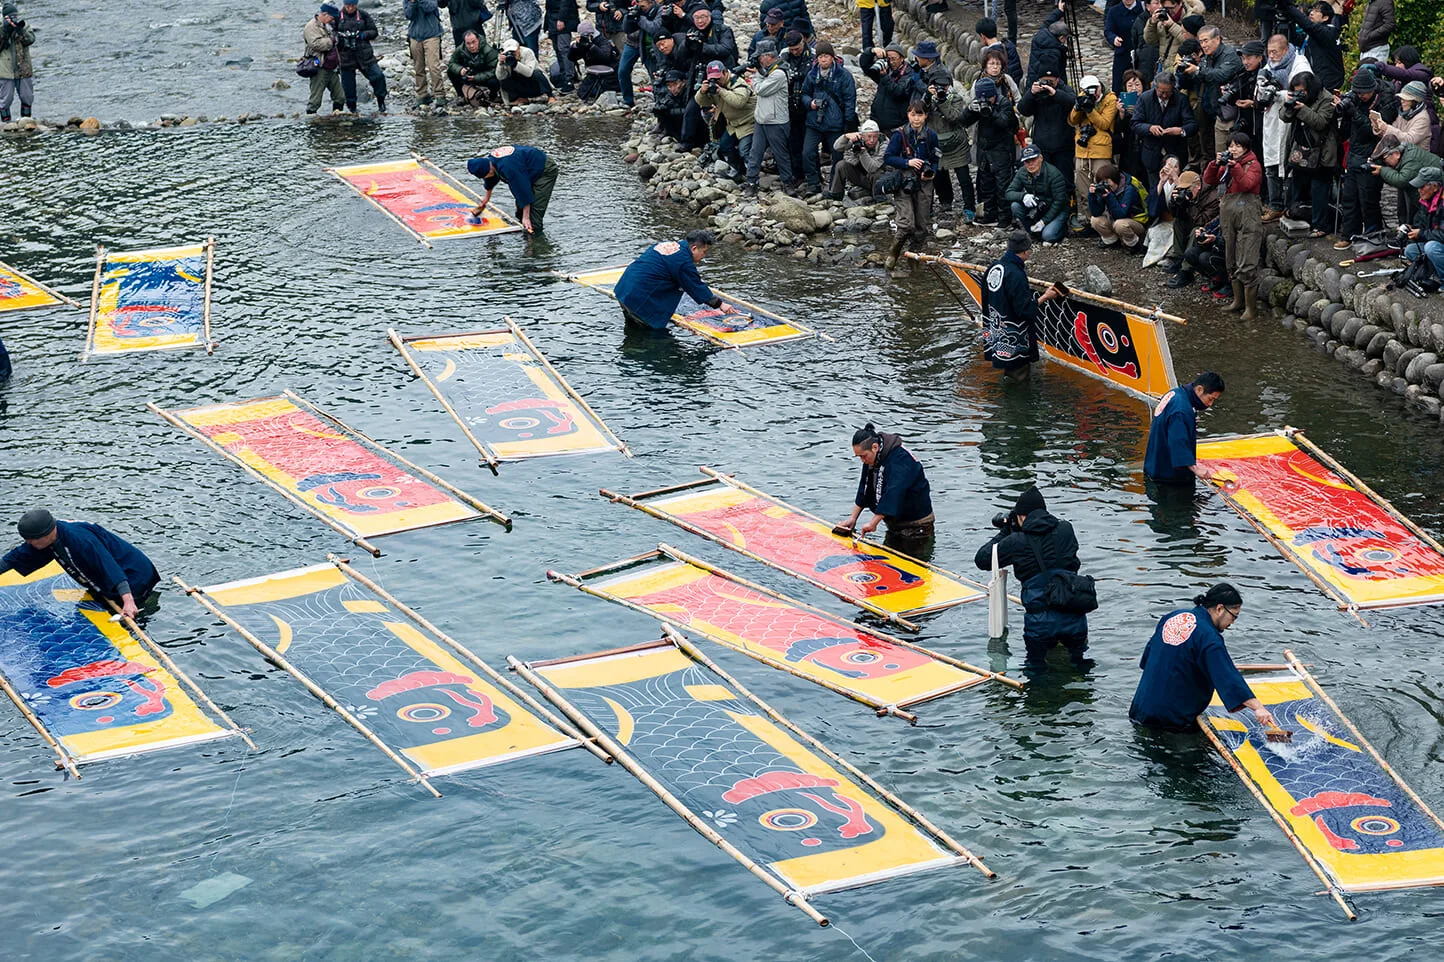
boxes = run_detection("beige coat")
[695,75,757,138]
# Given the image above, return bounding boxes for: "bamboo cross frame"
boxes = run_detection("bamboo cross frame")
[503,316,633,457]
[0,259,83,311]
[507,648,832,926]
[325,164,435,248]
[409,152,525,234]
[201,235,216,355]
[176,576,443,798]
[81,245,104,362]
[387,328,502,475]
[0,666,82,778]
[662,626,997,881]
[326,555,613,766]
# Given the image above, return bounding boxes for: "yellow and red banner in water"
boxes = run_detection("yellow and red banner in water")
[328,156,522,245]
[85,241,213,358]
[564,266,817,348]
[1202,667,1444,895]
[1198,430,1444,610]
[0,563,239,768]
[0,260,69,314]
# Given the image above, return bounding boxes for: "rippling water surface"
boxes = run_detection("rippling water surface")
[4,28,1444,961]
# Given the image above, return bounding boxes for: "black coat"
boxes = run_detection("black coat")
[1019,80,1076,153]
[757,0,812,33]
[336,8,380,69]
[1283,6,1344,92]
[861,50,922,131]
[961,92,1020,152]
[1339,88,1398,164]
[1026,9,1067,86]
[1132,89,1196,170]
[974,510,1087,639]
[545,0,580,31]
[1130,12,1156,84]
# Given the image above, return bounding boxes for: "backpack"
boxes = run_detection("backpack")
[1024,534,1099,614]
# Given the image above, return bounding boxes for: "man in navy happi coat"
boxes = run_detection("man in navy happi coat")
[467,144,559,232]
[1143,372,1225,483]
[0,509,160,619]
[613,229,731,329]
[981,230,1060,380]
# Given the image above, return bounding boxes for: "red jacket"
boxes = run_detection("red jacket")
[1202,150,1263,195]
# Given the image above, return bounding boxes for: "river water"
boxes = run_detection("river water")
[3,9,1444,961]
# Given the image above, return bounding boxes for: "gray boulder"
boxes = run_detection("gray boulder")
[767,195,817,234]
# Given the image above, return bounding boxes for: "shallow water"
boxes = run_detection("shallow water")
[5,20,1444,961]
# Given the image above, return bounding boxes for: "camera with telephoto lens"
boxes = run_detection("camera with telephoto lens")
[1075,91,1097,113]
[1076,123,1096,147]
[1169,186,1195,215]
[1219,80,1239,103]
[1338,91,1361,113]
[1255,73,1282,101]
[1396,223,1413,242]
[991,512,1017,532]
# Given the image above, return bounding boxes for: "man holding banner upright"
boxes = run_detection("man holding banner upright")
[981,230,1060,382]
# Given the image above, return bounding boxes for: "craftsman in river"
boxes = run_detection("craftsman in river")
[0,509,161,619]
[834,423,935,550]
[614,229,732,330]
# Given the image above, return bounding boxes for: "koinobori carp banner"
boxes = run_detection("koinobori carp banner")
[153,393,502,548]
[564,265,817,348]
[1197,431,1444,609]
[0,563,239,768]
[327,157,522,245]
[607,472,984,624]
[85,241,213,358]
[1202,670,1444,894]
[945,259,1178,402]
[195,563,575,777]
[0,260,69,314]
[571,550,990,714]
[529,641,966,895]
[391,322,628,466]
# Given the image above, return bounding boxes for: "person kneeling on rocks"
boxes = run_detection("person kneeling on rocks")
[448,30,501,106]
[1087,163,1148,252]
[652,69,691,140]
[1005,144,1070,242]
[497,37,555,104]
[883,99,939,268]
[1401,167,1444,290]
[567,21,620,102]
[825,121,886,200]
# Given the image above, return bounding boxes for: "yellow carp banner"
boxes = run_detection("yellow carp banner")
[1197,430,1444,610]
[1201,667,1444,899]
[152,392,507,552]
[528,639,969,900]
[563,266,817,348]
[560,547,992,718]
[0,563,239,770]
[327,156,522,246]
[391,320,628,468]
[0,260,69,314]
[194,563,575,779]
[85,241,214,358]
[605,470,985,628]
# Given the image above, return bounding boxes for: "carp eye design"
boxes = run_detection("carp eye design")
[760,808,819,831]
[1351,815,1402,837]
[397,702,451,723]
[70,690,124,711]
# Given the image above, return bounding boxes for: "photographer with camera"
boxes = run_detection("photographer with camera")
[694,60,756,181]
[1019,71,1076,181]
[1259,33,1309,221]
[1006,145,1070,243]
[585,0,631,50]
[748,7,786,60]
[496,37,556,104]
[1180,25,1242,161]
[861,43,920,133]
[1333,67,1397,249]
[1069,75,1118,232]
[1368,135,1444,222]
[1222,40,1266,148]
[617,0,662,107]
[302,5,345,116]
[926,78,975,219]
[741,40,795,197]
[448,30,502,106]
[800,42,857,196]
[681,6,737,77]
[1173,213,1229,293]
[1142,0,1197,82]
[1400,167,1444,290]
[1202,131,1264,319]
[502,0,545,56]
[962,62,1021,227]
[1280,70,1337,239]
[1132,72,1194,186]
[650,68,690,138]
[1158,167,1219,285]
[1375,80,1432,226]
[1088,163,1150,252]
[1282,2,1343,93]
[825,121,887,199]
[567,22,621,103]
[914,40,963,212]
[835,424,934,551]
[974,486,1090,664]
[335,0,387,114]
[882,100,939,266]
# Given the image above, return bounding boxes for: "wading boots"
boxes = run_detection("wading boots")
[1240,285,1258,322]
[1226,280,1245,312]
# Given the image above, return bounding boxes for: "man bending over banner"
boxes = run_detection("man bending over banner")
[1144,372,1225,484]
[613,230,732,329]
[467,144,558,233]
[835,423,935,552]
[981,230,1061,382]
[0,510,160,619]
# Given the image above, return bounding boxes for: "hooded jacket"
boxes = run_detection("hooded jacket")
[0,5,34,80]
[854,433,932,524]
[1026,8,1067,86]
[974,509,1088,640]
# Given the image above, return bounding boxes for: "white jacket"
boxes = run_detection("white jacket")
[497,45,541,80]
[1261,52,1311,173]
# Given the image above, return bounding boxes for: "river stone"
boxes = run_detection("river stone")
[1391,300,1408,333]
[1432,324,1444,352]
[1320,267,1341,301]
[768,195,816,233]
[1339,316,1364,344]
[1420,396,1442,417]
[811,210,833,230]
[1351,322,1378,348]
[1425,363,1444,389]
[1407,318,1422,345]
[1378,370,1395,390]
[1307,326,1330,346]
[1396,347,1425,375]
[1303,257,1324,288]
[1340,273,1358,299]
[1285,285,1303,313]
[1080,265,1113,295]
[693,186,725,204]
[1406,352,1438,384]
[1270,282,1293,308]
[1308,298,1330,326]
[1361,358,1384,376]
[1293,316,1310,332]
[1289,248,1310,278]
[1326,308,1353,337]
[1384,340,1408,368]
[1366,330,1392,359]
[1325,339,1339,356]
[1319,302,1347,329]
[1368,293,1392,325]
[1391,376,1410,395]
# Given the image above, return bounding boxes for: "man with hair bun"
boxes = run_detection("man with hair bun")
[1130,583,1279,732]
[613,229,732,329]
[834,424,934,549]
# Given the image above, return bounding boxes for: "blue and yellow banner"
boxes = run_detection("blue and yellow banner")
[0,260,67,315]
[86,241,213,357]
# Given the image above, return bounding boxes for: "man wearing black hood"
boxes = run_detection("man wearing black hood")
[835,424,934,547]
[973,486,1089,662]
[1026,1,1069,87]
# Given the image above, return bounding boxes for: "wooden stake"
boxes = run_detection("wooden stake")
[388,328,502,474]
[1197,714,1357,919]
[81,245,104,362]
[202,236,216,354]
[504,316,632,458]
[177,576,442,798]
[508,654,831,926]
[0,665,81,778]
[147,400,384,557]
[327,556,613,765]
[325,165,433,248]
[664,626,996,879]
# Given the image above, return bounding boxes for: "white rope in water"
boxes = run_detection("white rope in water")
[832,920,883,962]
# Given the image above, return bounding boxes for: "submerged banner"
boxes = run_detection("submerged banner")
[86,241,212,358]
[391,322,627,466]
[328,157,522,244]
[0,563,237,767]
[0,260,68,315]
[564,265,817,348]
[197,563,574,777]
[571,550,989,714]
[1202,670,1444,894]
[531,641,963,895]
[943,259,1177,402]
[155,393,497,546]
[1197,431,1444,610]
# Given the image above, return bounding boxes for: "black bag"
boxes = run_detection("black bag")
[296,55,321,78]
[1026,535,1099,614]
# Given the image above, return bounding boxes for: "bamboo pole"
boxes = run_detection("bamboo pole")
[1284,649,1444,837]
[524,637,674,669]
[508,654,831,926]
[0,667,81,778]
[327,556,613,765]
[411,152,525,233]
[599,486,922,632]
[81,245,104,362]
[387,328,502,474]
[177,576,442,797]
[103,598,257,750]
[202,236,216,355]
[664,626,997,879]
[325,166,433,248]
[504,316,633,458]
[282,391,512,529]
[1197,714,1357,919]
[147,401,384,556]
[652,543,1022,691]
[625,476,719,500]
[0,259,84,310]
[572,548,665,579]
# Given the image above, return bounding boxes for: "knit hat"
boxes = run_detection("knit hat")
[1011,485,1045,516]
[860,119,880,132]
[1006,230,1032,254]
[705,60,726,78]
[578,20,597,35]
[1,1,16,15]
[885,42,905,56]
[1350,68,1378,93]
[765,6,784,24]
[1241,39,1266,57]
[974,76,997,99]
[1401,80,1429,102]
[17,509,56,541]
[665,69,687,82]
[1409,166,1443,188]
[814,40,834,56]
[1181,13,1205,33]
[785,29,804,46]
[915,40,939,60]
[319,3,340,17]
[1020,144,1041,161]
[755,39,777,57]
